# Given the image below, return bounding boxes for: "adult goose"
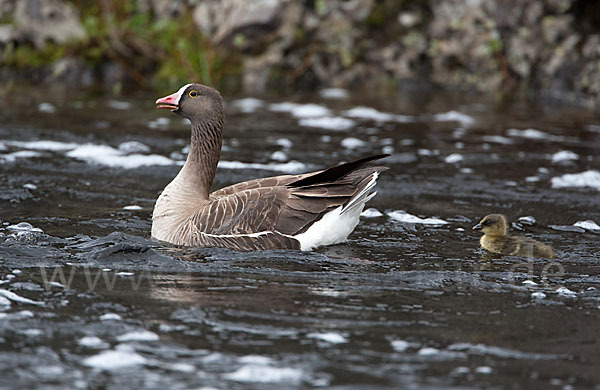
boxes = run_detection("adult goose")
[152,83,388,251]
[473,214,556,258]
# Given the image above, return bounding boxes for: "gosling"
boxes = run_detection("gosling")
[472,214,556,258]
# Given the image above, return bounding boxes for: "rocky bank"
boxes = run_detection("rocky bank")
[1,0,599,109]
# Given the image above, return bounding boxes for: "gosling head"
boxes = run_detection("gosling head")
[472,214,508,237]
[156,83,224,124]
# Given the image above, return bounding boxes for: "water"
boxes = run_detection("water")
[1,86,599,389]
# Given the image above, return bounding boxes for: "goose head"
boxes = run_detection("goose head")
[156,83,224,123]
[472,214,508,237]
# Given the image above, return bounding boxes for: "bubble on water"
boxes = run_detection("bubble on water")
[531,292,546,299]
[38,102,56,113]
[99,313,122,321]
[118,141,151,154]
[361,208,383,218]
[231,97,264,113]
[319,88,349,99]
[116,330,159,342]
[307,332,347,344]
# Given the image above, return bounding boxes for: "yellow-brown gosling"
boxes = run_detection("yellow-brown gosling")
[472,214,555,258]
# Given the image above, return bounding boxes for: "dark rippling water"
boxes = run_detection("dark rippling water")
[0,86,599,389]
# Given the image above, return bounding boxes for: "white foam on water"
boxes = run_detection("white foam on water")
[390,340,410,352]
[23,183,37,190]
[1,150,43,162]
[507,128,566,141]
[224,365,304,384]
[0,297,11,306]
[475,366,493,374]
[0,289,44,306]
[275,138,293,148]
[118,141,151,154]
[308,287,343,297]
[218,160,306,173]
[574,220,600,231]
[343,106,411,122]
[523,280,538,286]
[417,149,439,156]
[99,313,122,321]
[307,332,347,344]
[447,342,561,359]
[319,88,349,99]
[123,205,143,210]
[66,144,175,169]
[231,97,264,113]
[551,170,600,190]
[270,151,288,162]
[387,210,449,225]
[361,208,383,218]
[299,116,356,130]
[556,287,577,297]
[7,222,43,233]
[83,345,146,370]
[551,150,578,163]
[169,363,195,373]
[116,330,159,342]
[433,111,475,127]
[481,135,513,144]
[38,102,56,113]
[269,102,331,118]
[451,367,471,376]
[5,140,79,151]
[23,328,43,337]
[33,365,65,378]
[444,153,464,163]
[107,100,131,110]
[147,117,170,130]
[6,138,174,169]
[341,137,367,149]
[239,355,274,365]
[519,216,536,225]
[531,292,547,299]
[78,336,109,349]
[417,347,440,356]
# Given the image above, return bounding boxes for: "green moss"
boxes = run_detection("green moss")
[366,1,388,27]
[488,37,503,55]
[2,1,241,90]
[2,42,66,68]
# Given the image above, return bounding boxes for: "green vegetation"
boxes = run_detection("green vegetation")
[1,0,241,90]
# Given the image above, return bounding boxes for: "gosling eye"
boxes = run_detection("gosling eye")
[482,220,492,226]
[188,90,198,98]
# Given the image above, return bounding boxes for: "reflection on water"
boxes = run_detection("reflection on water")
[0,86,599,388]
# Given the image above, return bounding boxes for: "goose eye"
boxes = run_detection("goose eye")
[188,90,198,98]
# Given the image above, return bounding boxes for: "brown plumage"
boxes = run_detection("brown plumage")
[151,83,388,251]
[472,214,556,258]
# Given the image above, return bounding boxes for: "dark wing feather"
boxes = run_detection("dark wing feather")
[275,165,389,236]
[191,155,389,249]
[288,154,389,188]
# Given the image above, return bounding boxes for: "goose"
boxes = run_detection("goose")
[152,83,388,251]
[472,214,556,258]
